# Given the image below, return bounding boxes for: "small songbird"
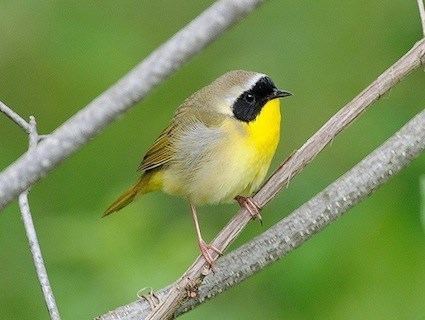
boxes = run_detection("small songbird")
[104,70,291,265]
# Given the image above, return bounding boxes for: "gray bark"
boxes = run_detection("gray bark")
[98,108,425,319]
[0,0,265,211]
[107,38,425,320]
[0,103,61,320]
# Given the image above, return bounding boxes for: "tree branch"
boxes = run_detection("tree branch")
[98,107,425,319]
[0,0,265,212]
[1,104,61,319]
[0,100,30,133]
[19,192,61,320]
[1,1,423,318]
[176,107,425,316]
[18,117,61,320]
[418,0,425,36]
[97,38,425,319]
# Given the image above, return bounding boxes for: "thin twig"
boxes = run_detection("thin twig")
[0,1,422,318]
[17,117,61,320]
[114,39,425,320]
[0,100,31,133]
[19,194,62,320]
[0,0,266,212]
[98,107,425,319]
[418,0,425,36]
[0,105,63,319]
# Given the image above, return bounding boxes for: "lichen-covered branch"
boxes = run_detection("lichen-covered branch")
[0,0,265,212]
[97,38,425,319]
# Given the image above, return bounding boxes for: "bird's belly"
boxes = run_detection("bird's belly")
[162,100,281,205]
[162,145,259,204]
[162,135,277,205]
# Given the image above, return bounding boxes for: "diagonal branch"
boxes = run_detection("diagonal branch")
[98,107,425,319]
[1,105,61,319]
[98,39,425,319]
[0,100,31,133]
[175,107,425,317]
[418,0,425,36]
[0,0,266,212]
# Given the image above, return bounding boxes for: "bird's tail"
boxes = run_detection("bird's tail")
[103,172,160,217]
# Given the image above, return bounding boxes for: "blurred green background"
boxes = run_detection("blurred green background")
[1,1,425,319]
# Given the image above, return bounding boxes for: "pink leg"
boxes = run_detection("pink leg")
[189,202,223,266]
[235,195,262,223]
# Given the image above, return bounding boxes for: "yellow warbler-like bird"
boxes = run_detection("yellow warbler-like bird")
[104,70,291,264]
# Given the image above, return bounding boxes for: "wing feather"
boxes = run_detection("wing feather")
[138,107,228,172]
[138,124,175,172]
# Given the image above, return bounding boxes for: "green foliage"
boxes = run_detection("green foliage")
[1,1,424,319]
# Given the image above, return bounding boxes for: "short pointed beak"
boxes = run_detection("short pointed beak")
[271,88,292,99]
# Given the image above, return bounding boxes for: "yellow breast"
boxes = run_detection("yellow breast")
[161,98,282,205]
[246,98,281,158]
[230,99,281,195]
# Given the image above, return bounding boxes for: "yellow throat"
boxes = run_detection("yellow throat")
[246,98,281,154]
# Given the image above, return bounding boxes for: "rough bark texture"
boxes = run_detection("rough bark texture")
[98,108,425,320]
[95,38,425,320]
[1,1,424,319]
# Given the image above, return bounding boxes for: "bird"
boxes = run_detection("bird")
[104,70,292,265]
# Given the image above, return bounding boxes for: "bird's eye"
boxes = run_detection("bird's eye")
[244,93,255,104]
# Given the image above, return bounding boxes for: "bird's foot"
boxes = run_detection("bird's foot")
[235,195,262,224]
[198,239,223,267]
[137,287,161,310]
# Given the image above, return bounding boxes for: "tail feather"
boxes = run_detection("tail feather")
[103,175,149,217]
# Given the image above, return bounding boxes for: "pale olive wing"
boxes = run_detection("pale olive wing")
[138,109,228,172]
[138,123,176,172]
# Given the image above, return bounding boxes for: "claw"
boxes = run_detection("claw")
[190,202,223,269]
[235,195,262,224]
[199,239,222,267]
[137,287,161,310]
